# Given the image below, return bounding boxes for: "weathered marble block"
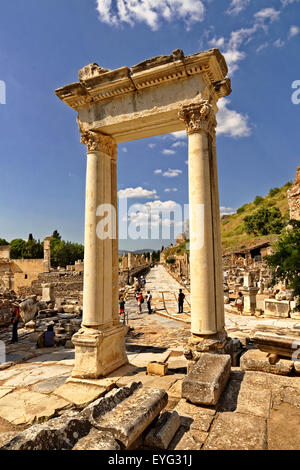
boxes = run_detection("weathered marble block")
[264,299,290,318]
[95,387,168,448]
[181,353,231,406]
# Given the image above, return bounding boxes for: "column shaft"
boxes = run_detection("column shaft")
[188,131,217,335]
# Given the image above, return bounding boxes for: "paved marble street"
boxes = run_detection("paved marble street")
[0,264,299,449]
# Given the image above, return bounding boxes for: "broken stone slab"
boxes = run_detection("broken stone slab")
[80,382,142,423]
[95,387,168,449]
[72,428,120,450]
[240,349,294,376]
[144,411,180,449]
[181,353,231,406]
[250,326,300,359]
[1,411,91,450]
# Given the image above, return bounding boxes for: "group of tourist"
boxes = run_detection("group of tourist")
[10,302,57,347]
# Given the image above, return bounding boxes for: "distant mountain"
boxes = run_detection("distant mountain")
[119,249,155,255]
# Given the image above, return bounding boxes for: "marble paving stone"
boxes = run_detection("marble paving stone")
[32,375,69,394]
[203,412,267,450]
[4,364,73,387]
[0,389,70,425]
[54,382,108,408]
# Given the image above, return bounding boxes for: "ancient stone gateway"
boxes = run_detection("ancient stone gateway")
[55,49,232,379]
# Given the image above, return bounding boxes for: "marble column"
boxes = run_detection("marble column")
[71,130,127,379]
[179,100,229,356]
[43,236,52,272]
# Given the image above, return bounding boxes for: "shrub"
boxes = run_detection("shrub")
[254,196,264,206]
[268,187,280,197]
[244,207,285,236]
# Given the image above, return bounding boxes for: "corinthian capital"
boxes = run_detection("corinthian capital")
[178,100,217,137]
[80,129,117,156]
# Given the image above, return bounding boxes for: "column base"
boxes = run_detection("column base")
[184,330,233,364]
[71,324,128,379]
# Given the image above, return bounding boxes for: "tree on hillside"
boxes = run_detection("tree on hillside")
[0,238,9,246]
[266,220,300,310]
[243,207,285,236]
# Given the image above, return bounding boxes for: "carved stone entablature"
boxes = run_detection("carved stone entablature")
[55,49,230,111]
[178,100,217,137]
[80,129,117,156]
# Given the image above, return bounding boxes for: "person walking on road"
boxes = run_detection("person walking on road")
[136,291,144,314]
[146,291,152,314]
[178,289,185,314]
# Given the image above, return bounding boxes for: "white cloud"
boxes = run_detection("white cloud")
[217,98,251,138]
[163,168,183,178]
[172,141,186,148]
[208,36,225,48]
[170,131,187,139]
[254,8,280,24]
[121,147,128,153]
[223,49,246,75]
[154,169,162,174]
[256,42,269,53]
[146,200,178,211]
[289,25,300,38]
[220,206,235,212]
[226,0,250,16]
[148,143,156,149]
[164,188,178,192]
[96,0,206,31]
[118,186,158,199]
[209,6,282,76]
[281,0,300,6]
[162,149,176,155]
[273,38,285,48]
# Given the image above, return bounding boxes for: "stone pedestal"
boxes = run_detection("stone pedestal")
[72,325,128,379]
[241,287,259,316]
[42,283,54,302]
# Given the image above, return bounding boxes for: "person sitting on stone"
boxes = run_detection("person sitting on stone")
[44,324,57,348]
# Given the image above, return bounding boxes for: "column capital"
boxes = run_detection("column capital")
[80,128,117,156]
[178,100,217,137]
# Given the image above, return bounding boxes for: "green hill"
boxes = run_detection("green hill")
[221,182,292,253]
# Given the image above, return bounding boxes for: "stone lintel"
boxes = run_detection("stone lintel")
[55,49,230,111]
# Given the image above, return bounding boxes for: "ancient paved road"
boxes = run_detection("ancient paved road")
[125,264,300,338]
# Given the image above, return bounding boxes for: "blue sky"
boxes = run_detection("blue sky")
[0,0,299,250]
